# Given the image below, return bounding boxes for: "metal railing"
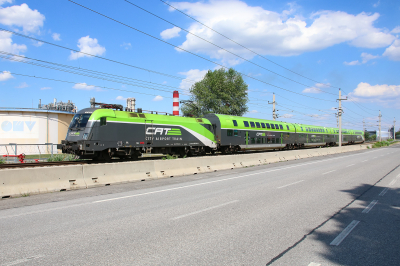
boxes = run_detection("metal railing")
[0,143,60,163]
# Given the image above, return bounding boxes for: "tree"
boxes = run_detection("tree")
[364,131,370,141]
[181,68,249,117]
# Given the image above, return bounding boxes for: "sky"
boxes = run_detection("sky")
[0,0,399,132]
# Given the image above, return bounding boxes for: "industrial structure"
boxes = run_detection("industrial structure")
[0,99,76,146]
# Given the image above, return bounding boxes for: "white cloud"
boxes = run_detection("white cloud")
[281,114,294,118]
[178,69,208,91]
[303,82,331,93]
[0,0,13,6]
[32,40,43,47]
[248,110,258,113]
[0,70,13,81]
[52,33,61,41]
[15,82,28,88]
[344,60,360,66]
[73,83,101,91]
[0,3,45,34]
[383,39,400,61]
[166,1,395,64]
[40,87,51,90]
[352,82,400,98]
[69,36,106,60]
[160,26,181,40]
[361,52,379,63]
[120,42,131,49]
[116,96,127,101]
[0,31,27,55]
[392,26,400,34]
[373,1,380,8]
[152,95,164,101]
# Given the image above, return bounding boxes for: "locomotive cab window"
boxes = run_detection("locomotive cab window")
[234,130,238,136]
[233,120,238,126]
[244,121,249,127]
[100,117,107,126]
[286,125,289,130]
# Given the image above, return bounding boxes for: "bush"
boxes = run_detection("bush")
[372,140,394,148]
[0,158,5,164]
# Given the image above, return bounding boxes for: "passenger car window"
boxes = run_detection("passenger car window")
[286,125,289,130]
[234,130,238,136]
[244,121,249,127]
[227,130,233,136]
[256,122,261,128]
[250,122,255,128]
[271,124,275,129]
[275,124,279,129]
[266,123,271,129]
[100,117,106,126]
[233,120,238,126]
[279,125,283,130]
[261,123,266,128]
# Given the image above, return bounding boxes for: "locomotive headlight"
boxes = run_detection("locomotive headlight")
[83,133,89,140]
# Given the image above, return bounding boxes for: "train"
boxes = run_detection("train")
[58,104,364,161]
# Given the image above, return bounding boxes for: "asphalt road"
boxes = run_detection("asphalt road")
[1,145,399,266]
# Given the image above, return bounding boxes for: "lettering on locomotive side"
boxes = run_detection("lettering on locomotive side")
[146,127,182,136]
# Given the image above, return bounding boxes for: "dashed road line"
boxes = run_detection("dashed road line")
[330,220,360,246]
[308,263,321,266]
[379,187,389,196]
[322,170,336,175]
[171,200,238,220]
[361,160,368,162]
[2,255,44,266]
[277,180,304,189]
[362,200,378,213]
[347,164,355,167]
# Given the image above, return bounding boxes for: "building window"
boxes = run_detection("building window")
[256,122,261,128]
[250,122,255,128]
[227,130,233,136]
[233,120,238,126]
[244,121,249,127]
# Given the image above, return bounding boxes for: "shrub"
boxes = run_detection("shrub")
[47,154,79,162]
[0,158,5,164]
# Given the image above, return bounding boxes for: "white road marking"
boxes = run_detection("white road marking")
[171,200,238,220]
[389,179,396,186]
[362,200,378,213]
[330,220,360,246]
[361,160,368,162]
[277,180,304,189]
[347,164,355,167]
[3,255,44,266]
[308,263,321,266]
[379,188,389,196]
[322,170,336,175]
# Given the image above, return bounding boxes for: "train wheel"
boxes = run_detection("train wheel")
[97,150,111,162]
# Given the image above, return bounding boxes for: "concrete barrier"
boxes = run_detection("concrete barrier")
[83,160,157,188]
[0,165,85,198]
[0,143,377,197]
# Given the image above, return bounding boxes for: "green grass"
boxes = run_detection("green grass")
[25,154,52,159]
[162,154,178,160]
[372,140,398,148]
[47,154,79,162]
[0,158,5,164]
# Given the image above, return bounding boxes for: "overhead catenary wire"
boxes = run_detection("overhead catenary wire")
[125,0,336,96]
[66,0,336,103]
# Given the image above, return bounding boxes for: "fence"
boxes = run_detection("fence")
[0,143,61,163]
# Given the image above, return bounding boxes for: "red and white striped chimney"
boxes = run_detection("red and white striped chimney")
[173,90,179,116]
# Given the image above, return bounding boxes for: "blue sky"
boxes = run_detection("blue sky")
[0,0,399,132]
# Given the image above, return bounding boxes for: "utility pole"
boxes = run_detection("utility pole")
[393,117,396,140]
[268,93,278,121]
[337,89,347,147]
[378,110,382,142]
[363,118,365,132]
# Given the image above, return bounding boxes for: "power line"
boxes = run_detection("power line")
[8,72,174,99]
[159,0,339,90]
[125,0,336,96]
[67,0,336,103]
